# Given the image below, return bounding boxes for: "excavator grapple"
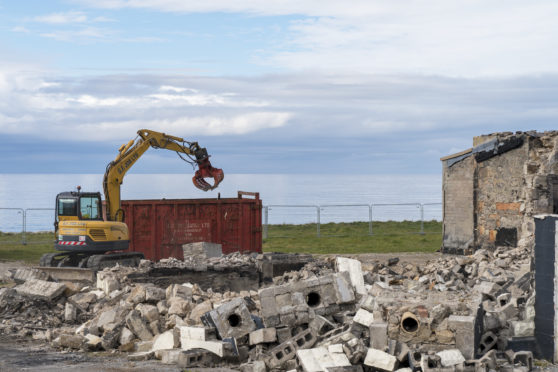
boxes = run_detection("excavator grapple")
[193,157,225,191]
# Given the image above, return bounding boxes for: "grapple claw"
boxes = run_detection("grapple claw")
[192,157,224,191]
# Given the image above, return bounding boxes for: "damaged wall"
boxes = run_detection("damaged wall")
[441,131,558,254]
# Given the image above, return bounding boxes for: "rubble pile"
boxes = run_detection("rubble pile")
[0,247,539,371]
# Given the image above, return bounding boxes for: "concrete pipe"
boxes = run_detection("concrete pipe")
[400,311,420,333]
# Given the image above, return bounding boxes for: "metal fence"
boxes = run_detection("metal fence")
[263,202,442,238]
[0,207,54,245]
[1,202,443,244]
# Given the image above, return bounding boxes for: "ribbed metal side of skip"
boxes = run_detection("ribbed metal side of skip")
[121,191,262,261]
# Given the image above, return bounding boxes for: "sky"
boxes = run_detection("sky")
[0,0,557,174]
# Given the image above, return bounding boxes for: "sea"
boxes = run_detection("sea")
[0,174,442,232]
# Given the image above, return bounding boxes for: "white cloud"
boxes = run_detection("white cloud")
[32,11,88,24]
[78,0,558,77]
[11,26,30,33]
[40,26,113,41]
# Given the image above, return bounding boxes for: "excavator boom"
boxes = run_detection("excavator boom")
[104,129,224,221]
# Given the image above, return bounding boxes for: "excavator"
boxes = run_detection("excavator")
[39,129,224,270]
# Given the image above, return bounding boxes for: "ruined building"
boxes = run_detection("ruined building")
[441,131,558,254]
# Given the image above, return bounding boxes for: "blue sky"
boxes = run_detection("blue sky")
[1,0,557,174]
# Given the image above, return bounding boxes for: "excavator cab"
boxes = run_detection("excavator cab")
[42,187,137,268]
[54,189,103,232]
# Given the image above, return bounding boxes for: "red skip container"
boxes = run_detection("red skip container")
[120,191,262,261]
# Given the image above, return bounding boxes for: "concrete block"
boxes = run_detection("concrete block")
[477,331,497,356]
[336,257,366,295]
[353,308,374,327]
[436,349,465,367]
[145,286,165,303]
[364,348,397,371]
[513,351,533,370]
[84,334,103,350]
[240,360,267,372]
[136,303,159,322]
[178,326,208,341]
[266,328,318,369]
[473,281,501,298]
[119,327,135,345]
[249,327,277,345]
[182,241,223,258]
[370,322,388,350]
[448,315,476,359]
[201,298,256,339]
[127,285,147,304]
[53,334,85,349]
[297,346,351,372]
[178,349,220,368]
[96,273,119,295]
[166,283,193,300]
[328,344,344,354]
[126,310,154,341]
[510,321,534,337]
[152,329,180,351]
[260,273,356,328]
[15,279,66,301]
[188,300,213,323]
[65,302,77,322]
[167,297,191,317]
[159,349,182,364]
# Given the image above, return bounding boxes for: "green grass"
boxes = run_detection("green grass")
[263,220,442,254]
[0,231,56,263]
[0,221,442,263]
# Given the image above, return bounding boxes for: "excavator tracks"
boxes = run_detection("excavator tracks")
[39,252,144,271]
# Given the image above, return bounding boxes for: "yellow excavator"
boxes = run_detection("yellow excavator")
[40,129,224,269]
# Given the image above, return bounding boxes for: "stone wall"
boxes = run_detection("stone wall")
[442,131,558,253]
[442,155,475,253]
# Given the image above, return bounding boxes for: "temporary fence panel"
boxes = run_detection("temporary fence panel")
[319,204,371,236]
[0,208,25,244]
[263,202,443,238]
[264,205,319,238]
[121,191,262,261]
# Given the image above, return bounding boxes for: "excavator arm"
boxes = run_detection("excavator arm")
[103,129,224,222]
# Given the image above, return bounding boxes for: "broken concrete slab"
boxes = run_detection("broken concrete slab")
[336,257,366,296]
[436,349,465,367]
[297,346,351,372]
[125,309,154,341]
[249,327,277,345]
[15,279,66,301]
[152,329,180,351]
[12,267,50,283]
[363,348,397,371]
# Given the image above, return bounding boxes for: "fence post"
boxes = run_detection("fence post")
[22,209,27,245]
[316,206,321,238]
[369,205,373,236]
[263,206,269,239]
[420,204,425,235]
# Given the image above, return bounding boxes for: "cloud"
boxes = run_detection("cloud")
[1,68,557,151]
[31,11,89,24]
[77,0,558,77]
[11,26,30,33]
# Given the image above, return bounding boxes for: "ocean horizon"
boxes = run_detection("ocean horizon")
[0,173,442,232]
